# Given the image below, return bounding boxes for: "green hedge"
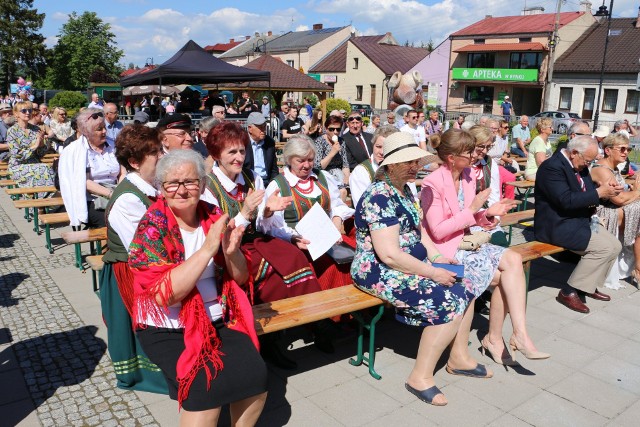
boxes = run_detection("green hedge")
[48,91,87,116]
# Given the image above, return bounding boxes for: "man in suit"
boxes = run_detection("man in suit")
[535,135,622,313]
[343,111,373,170]
[244,112,279,183]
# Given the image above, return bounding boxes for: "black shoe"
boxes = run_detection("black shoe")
[261,339,297,370]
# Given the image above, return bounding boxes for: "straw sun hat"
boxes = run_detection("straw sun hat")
[378,131,438,167]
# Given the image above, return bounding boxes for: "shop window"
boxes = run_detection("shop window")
[558,87,573,110]
[464,86,494,103]
[467,53,495,68]
[625,90,639,113]
[509,52,542,69]
[356,85,363,101]
[602,89,618,112]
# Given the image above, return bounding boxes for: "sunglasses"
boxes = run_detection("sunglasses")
[327,127,341,132]
[501,126,509,129]
[88,112,104,120]
[612,146,631,153]
[347,116,362,122]
[20,108,33,114]
[476,144,494,151]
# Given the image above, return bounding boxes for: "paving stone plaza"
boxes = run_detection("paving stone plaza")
[2,186,640,426]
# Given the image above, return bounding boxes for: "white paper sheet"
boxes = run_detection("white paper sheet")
[294,202,340,261]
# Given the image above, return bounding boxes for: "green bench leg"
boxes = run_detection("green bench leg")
[349,305,385,380]
[32,207,40,234]
[74,243,82,269]
[45,224,53,253]
[24,207,30,221]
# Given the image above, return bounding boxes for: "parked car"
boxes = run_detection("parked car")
[530,111,582,134]
[349,103,372,117]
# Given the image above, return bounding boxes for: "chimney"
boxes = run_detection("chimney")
[229,38,234,43]
[245,35,250,40]
[485,15,492,19]
[312,23,323,30]
[522,6,545,15]
[579,1,592,13]
[267,31,272,36]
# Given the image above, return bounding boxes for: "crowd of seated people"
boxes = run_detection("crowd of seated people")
[10,101,640,421]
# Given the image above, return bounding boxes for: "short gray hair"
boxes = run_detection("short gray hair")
[212,105,225,114]
[567,135,596,154]
[614,119,625,131]
[485,118,498,128]
[569,121,590,138]
[199,116,220,132]
[372,125,398,145]
[461,120,475,131]
[283,134,316,166]
[155,149,206,187]
[76,108,104,137]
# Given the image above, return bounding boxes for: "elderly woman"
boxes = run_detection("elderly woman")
[59,108,124,228]
[422,129,549,366]
[352,131,475,406]
[349,126,409,207]
[365,114,381,133]
[260,134,355,291]
[524,117,553,181]
[591,133,640,287]
[129,150,267,424]
[49,107,74,149]
[100,125,167,393]
[202,122,321,366]
[313,115,350,200]
[6,101,55,197]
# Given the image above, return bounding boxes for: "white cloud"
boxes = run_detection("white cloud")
[296,25,310,31]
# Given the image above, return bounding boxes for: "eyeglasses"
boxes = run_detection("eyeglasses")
[347,116,362,122]
[409,116,418,120]
[489,127,499,131]
[476,144,494,151]
[88,112,104,120]
[501,126,509,129]
[19,108,33,114]
[162,179,201,193]
[455,153,473,161]
[573,132,590,136]
[59,113,67,116]
[327,127,341,132]
[105,111,118,115]
[612,146,631,153]
[163,130,190,138]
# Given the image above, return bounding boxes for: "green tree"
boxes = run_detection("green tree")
[0,0,47,94]
[44,11,123,90]
[326,98,351,115]
[426,38,435,52]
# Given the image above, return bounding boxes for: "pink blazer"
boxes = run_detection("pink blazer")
[421,165,492,259]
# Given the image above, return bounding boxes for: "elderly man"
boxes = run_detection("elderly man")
[103,103,123,146]
[261,96,271,119]
[399,109,427,150]
[244,112,279,183]
[0,103,14,160]
[554,121,592,154]
[613,119,638,138]
[535,136,622,313]
[487,119,516,199]
[343,111,373,170]
[39,104,51,125]
[425,110,442,135]
[383,112,395,126]
[511,115,531,157]
[88,93,103,109]
[157,113,194,153]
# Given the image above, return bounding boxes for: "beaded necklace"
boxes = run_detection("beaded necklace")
[383,171,420,226]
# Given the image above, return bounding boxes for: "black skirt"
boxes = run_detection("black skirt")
[136,322,268,411]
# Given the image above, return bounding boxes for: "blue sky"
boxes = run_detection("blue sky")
[33,0,640,67]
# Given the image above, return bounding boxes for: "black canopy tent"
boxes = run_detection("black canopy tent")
[120,40,270,94]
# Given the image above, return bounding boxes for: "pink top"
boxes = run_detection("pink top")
[421,165,493,259]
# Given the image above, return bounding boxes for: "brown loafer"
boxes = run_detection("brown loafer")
[585,289,611,301]
[556,290,590,313]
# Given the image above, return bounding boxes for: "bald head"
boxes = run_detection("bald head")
[104,103,118,124]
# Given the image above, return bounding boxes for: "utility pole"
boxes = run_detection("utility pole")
[543,0,563,111]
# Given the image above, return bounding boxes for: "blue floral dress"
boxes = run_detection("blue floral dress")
[351,180,473,327]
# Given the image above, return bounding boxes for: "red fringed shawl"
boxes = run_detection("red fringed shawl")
[128,198,258,408]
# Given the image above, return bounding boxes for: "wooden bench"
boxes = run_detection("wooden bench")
[6,185,57,201]
[252,285,386,378]
[13,197,64,233]
[86,255,104,292]
[61,227,107,269]
[40,212,70,253]
[510,240,565,296]
[506,180,535,210]
[501,209,534,245]
[0,179,16,188]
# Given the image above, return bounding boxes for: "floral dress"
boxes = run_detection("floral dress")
[351,180,473,327]
[6,123,55,197]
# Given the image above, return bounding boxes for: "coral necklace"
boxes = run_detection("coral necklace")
[295,177,315,195]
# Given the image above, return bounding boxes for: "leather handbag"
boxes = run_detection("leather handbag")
[458,231,491,251]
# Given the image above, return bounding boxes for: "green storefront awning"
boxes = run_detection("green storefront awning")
[452,68,538,82]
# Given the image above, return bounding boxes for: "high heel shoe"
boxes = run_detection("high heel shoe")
[632,269,640,288]
[509,336,550,361]
[480,336,516,366]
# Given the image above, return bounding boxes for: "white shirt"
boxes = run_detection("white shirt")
[200,165,261,229]
[258,167,354,242]
[141,226,222,328]
[85,139,120,200]
[400,124,426,146]
[108,173,158,251]
[488,135,509,161]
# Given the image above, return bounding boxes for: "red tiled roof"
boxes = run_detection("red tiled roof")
[555,18,640,73]
[119,65,156,77]
[311,35,428,75]
[451,12,585,37]
[204,40,243,53]
[223,54,332,91]
[454,42,547,52]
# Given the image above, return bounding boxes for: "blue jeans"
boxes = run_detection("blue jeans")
[510,147,527,158]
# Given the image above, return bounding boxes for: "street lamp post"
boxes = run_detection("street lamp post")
[593,0,614,131]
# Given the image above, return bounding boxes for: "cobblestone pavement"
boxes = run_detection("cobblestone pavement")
[0,198,159,427]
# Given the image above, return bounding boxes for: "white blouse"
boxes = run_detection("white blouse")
[258,167,355,242]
